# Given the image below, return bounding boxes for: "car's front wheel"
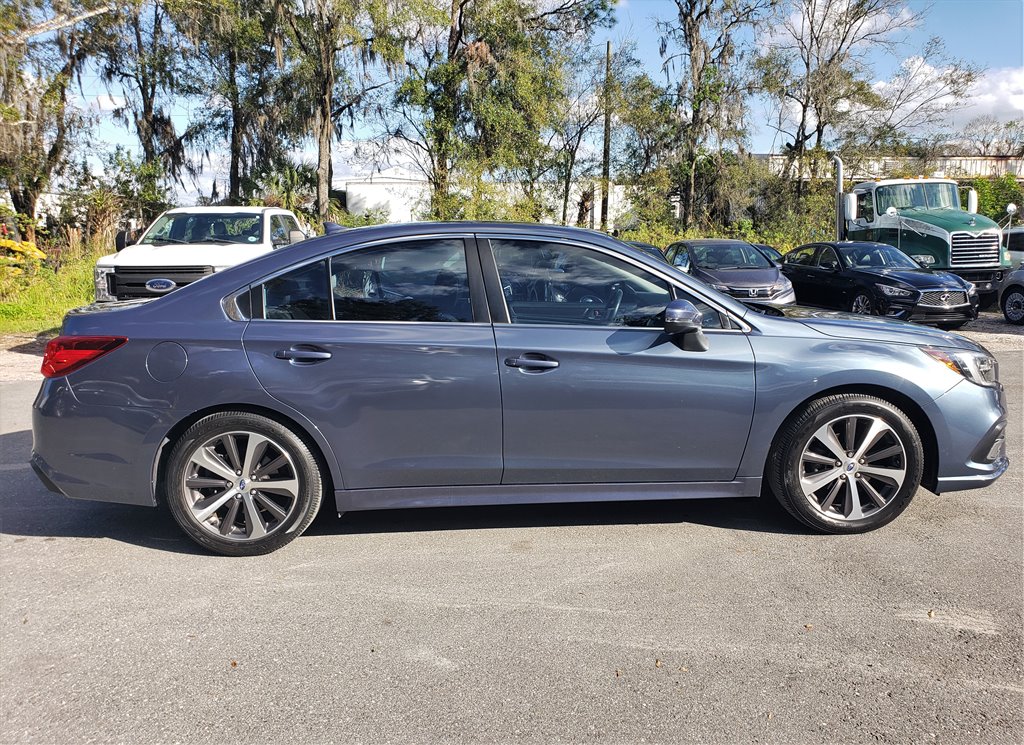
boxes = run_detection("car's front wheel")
[767,395,924,533]
[1002,286,1024,325]
[165,412,324,556]
[850,292,874,314]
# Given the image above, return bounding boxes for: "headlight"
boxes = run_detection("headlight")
[94,266,115,302]
[710,283,730,292]
[875,283,915,298]
[910,254,935,266]
[922,347,999,388]
[965,282,977,295]
[771,277,793,294]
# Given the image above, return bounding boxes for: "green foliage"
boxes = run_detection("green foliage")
[970,175,1024,223]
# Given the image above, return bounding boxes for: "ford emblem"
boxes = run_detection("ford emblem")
[145,278,177,293]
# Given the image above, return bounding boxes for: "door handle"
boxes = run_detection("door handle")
[274,345,333,364]
[505,353,559,371]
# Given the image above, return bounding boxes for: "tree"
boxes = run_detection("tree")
[955,115,1024,158]
[659,0,776,228]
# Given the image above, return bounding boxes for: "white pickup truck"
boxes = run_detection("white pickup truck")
[94,206,308,302]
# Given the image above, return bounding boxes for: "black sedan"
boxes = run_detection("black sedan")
[781,241,978,329]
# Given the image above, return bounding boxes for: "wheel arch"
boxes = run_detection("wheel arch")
[152,403,339,506]
[768,383,939,493]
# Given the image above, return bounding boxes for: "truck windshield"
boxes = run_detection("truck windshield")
[875,183,960,212]
[140,213,264,245]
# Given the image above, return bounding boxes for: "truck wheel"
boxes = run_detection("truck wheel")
[1002,286,1024,325]
[767,394,923,534]
[850,293,874,314]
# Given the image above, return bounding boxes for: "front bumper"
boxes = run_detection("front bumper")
[931,378,1009,493]
[882,298,978,325]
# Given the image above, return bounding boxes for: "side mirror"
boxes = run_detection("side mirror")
[115,229,129,252]
[885,206,899,218]
[288,229,306,245]
[673,252,691,273]
[664,299,709,352]
[1007,203,1018,217]
[843,193,858,221]
[967,188,978,215]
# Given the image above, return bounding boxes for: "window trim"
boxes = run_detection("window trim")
[477,234,750,333]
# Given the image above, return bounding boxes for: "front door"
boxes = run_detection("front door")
[482,236,756,485]
[243,236,502,490]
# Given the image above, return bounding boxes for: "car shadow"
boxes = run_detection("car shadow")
[1,428,810,555]
[5,331,57,357]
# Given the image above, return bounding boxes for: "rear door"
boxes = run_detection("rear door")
[480,235,756,485]
[242,235,502,490]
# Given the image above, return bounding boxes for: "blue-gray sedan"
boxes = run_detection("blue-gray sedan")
[32,223,1009,555]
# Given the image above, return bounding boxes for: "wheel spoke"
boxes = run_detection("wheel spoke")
[185,476,229,490]
[859,477,889,508]
[254,492,288,521]
[865,443,903,462]
[253,454,289,480]
[819,479,844,511]
[845,417,857,452]
[241,492,267,539]
[802,450,836,466]
[256,478,298,499]
[860,464,906,487]
[192,488,237,523]
[854,418,891,461]
[222,434,243,472]
[811,423,847,462]
[219,499,241,535]
[843,478,864,520]
[192,447,237,482]
[800,467,842,495]
[241,435,271,479]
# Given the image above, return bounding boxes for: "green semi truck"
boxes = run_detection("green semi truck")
[834,158,1012,307]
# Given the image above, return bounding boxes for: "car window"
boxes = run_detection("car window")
[786,246,817,266]
[262,259,332,320]
[283,215,301,235]
[270,216,289,246]
[817,247,840,270]
[856,192,874,222]
[1007,232,1024,251]
[490,239,672,328]
[330,239,473,322]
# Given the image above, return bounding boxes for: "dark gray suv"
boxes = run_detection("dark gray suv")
[32,223,1008,555]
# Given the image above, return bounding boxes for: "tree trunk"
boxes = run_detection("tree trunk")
[227,47,242,204]
[315,40,334,221]
[8,187,37,242]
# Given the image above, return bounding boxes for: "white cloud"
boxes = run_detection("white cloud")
[954,66,1024,125]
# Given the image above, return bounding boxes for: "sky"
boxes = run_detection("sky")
[78,0,1024,202]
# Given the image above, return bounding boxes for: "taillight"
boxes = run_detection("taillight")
[41,336,128,378]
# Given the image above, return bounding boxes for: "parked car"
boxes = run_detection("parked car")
[625,240,668,262]
[999,264,1024,325]
[1002,226,1024,268]
[664,239,795,304]
[94,206,308,303]
[781,241,979,330]
[33,223,1007,555]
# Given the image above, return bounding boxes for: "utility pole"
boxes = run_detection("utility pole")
[600,40,611,233]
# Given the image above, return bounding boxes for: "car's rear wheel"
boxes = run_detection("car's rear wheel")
[850,293,874,314]
[165,412,323,556]
[1002,286,1024,325]
[767,395,923,533]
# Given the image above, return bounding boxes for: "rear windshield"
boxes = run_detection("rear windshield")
[140,213,264,245]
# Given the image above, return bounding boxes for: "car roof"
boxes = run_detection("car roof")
[676,239,753,247]
[797,241,896,250]
[163,206,282,215]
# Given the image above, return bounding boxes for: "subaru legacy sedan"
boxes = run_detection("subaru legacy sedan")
[32,223,1008,555]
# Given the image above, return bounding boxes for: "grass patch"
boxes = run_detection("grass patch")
[0,252,96,335]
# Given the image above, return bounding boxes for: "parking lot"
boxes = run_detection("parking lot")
[1,324,1022,743]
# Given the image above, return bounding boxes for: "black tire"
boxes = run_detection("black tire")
[977,292,998,312]
[767,394,924,534]
[165,412,324,556]
[849,292,874,315]
[1001,286,1024,325]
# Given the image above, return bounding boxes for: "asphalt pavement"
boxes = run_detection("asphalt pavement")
[1,353,1022,743]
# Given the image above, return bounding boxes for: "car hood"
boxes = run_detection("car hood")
[694,265,781,287]
[97,242,272,269]
[853,267,968,289]
[895,208,999,233]
[747,304,982,351]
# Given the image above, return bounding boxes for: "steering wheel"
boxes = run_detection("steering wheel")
[604,286,623,324]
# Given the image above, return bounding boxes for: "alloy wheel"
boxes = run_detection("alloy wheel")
[798,414,907,521]
[851,294,873,314]
[182,431,299,541]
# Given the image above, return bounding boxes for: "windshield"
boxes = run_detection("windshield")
[839,244,921,270]
[691,243,771,270]
[875,182,960,212]
[140,213,264,245]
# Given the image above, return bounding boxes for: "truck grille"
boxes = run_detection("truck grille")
[950,232,1000,268]
[112,266,214,300]
[919,290,968,307]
